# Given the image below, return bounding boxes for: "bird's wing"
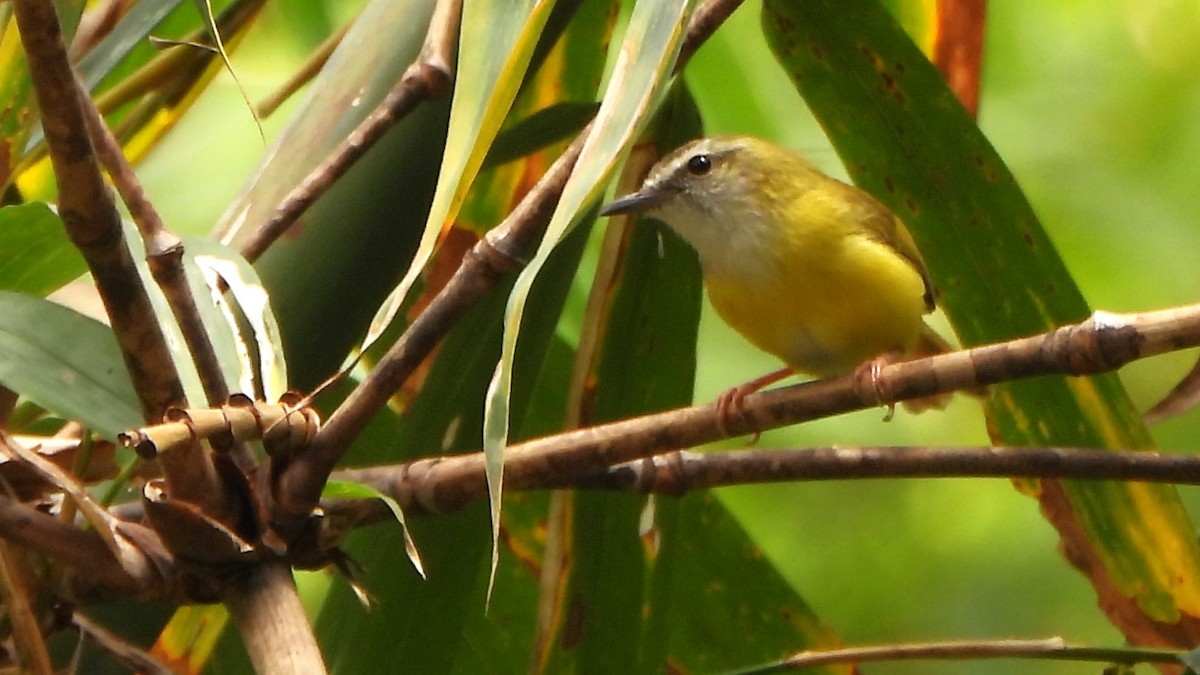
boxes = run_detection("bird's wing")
[853,193,938,313]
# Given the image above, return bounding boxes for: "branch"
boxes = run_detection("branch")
[0,495,145,598]
[561,445,1200,493]
[735,637,1181,673]
[11,0,230,507]
[72,612,174,675]
[13,0,185,423]
[322,304,1200,520]
[328,444,1200,529]
[223,560,327,675]
[235,0,461,262]
[270,0,747,538]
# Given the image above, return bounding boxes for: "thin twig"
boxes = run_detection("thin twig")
[235,0,461,262]
[76,69,257,489]
[72,612,173,675]
[256,18,354,118]
[731,637,1181,673]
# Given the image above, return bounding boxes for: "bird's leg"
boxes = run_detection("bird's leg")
[716,367,794,440]
[853,350,904,421]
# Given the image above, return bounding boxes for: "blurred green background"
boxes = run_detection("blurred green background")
[134,1,1200,672]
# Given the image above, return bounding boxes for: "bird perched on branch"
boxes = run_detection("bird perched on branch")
[601,134,971,425]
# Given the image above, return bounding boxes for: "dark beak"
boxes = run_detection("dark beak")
[599,185,669,216]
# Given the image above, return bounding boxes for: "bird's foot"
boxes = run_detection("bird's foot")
[853,351,903,421]
[715,368,793,441]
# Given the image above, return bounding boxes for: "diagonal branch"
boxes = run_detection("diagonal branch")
[12,0,225,508]
[235,0,461,263]
[270,0,748,538]
[13,0,185,422]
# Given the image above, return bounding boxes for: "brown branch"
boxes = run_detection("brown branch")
[223,561,327,675]
[270,0,749,539]
[10,0,237,516]
[78,77,227,412]
[236,0,461,263]
[561,445,1200,493]
[745,637,1180,672]
[318,304,1200,521]
[13,0,186,423]
[0,495,145,597]
[270,134,584,533]
[76,70,254,512]
[328,444,1200,529]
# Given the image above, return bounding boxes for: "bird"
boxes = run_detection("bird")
[600,134,968,427]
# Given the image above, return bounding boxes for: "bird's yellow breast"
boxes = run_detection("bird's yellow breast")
[702,206,928,377]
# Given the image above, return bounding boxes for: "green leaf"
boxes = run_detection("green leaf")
[362,0,557,352]
[763,0,1200,626]
[76,0,187,92]
[482,101,599,170]
[0,291,139,439]
[482,0,690,608]
[183,236,288,401]
[0,203,86,296]
[323,480,425,578]
[218,0,447,389]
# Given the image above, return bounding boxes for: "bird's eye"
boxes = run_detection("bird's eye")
[686,154,712,175]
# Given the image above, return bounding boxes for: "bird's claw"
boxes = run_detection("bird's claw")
[853,352,901,421]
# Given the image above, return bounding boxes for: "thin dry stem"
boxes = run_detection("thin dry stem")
[751,637,1180,672]
[72,612,174,675]
[12,0,227,508]
[236,0,461,262]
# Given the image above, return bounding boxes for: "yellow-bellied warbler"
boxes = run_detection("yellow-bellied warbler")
[601,134,975,419]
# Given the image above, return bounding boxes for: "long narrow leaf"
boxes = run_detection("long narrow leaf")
[0,203,85,296]
[0,292,139,439]
[482,0,691,603]
[763,0,1200,631]
[363,0,557,351]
